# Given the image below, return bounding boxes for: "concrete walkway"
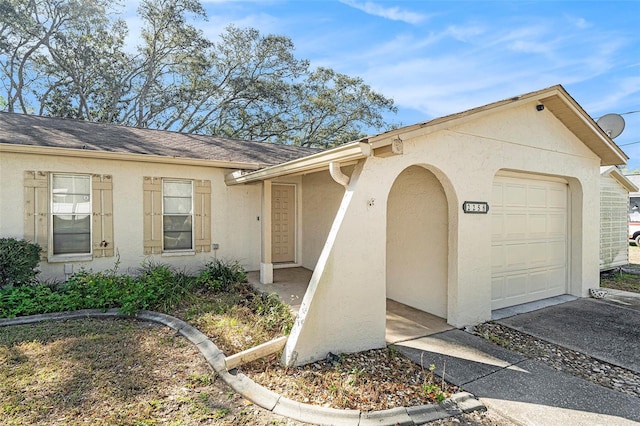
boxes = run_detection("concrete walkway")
[395,291,640,425]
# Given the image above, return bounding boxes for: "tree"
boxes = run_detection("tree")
[123,0,211,128]
[0,0,123,116]
[290,67,397,148]
[38,10,130,121]
[0,0,398,148]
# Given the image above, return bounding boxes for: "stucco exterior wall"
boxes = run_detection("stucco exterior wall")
[300,169,350,270]
[0,152,262,280]
[284,102,603,365]
[387,166,448,318]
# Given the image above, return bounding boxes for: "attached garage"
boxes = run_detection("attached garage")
[491,173,568,309]
[226,85,630,366]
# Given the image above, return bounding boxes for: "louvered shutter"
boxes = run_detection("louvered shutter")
[92,174,114,257]
[23,171,49,260]
[194,180,211,253]
[143,177,162,254]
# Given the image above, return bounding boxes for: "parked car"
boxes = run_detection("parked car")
[630,198,640,245]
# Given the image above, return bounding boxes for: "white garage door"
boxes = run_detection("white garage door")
[491,173,568,310]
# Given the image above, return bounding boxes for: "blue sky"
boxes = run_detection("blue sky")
[125,1,640,169]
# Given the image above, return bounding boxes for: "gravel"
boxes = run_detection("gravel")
[473,322,640,399]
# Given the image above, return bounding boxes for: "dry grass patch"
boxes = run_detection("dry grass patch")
[0,318,303,426]
[241,348,458,411]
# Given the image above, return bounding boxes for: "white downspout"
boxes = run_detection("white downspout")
[329,161,350,187]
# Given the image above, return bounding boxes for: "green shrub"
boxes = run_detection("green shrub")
[0,238,41,287]
[0,258,254,319]
[195,259,247,292]
[248,290,294,334]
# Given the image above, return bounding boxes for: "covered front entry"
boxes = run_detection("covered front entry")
[491,172,569,309]
[386,166,448,320]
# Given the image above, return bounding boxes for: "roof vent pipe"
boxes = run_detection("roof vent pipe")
[329,161,350,187]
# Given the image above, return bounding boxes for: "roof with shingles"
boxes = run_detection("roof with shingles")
[0,112,319,166]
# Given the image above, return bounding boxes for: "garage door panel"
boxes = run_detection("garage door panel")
[548,188,566,208]
[505,243,529,269]
[529,214,547,235]
[529,270,548,294]
[548,241,567,264]
[548,214,566,235]
[504,184,527,207]
[504,214,527,239]
[492,276,505,301]
[528,186,547,207]
[492,245,505,269]
[505,274,528,298]
[526,241,548,266]
[491,175,568,310]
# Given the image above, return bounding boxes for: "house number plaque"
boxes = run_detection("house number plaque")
[463,201,489,214]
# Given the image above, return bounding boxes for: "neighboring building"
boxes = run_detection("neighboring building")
[600,167,636,270]
[0,85,628,366]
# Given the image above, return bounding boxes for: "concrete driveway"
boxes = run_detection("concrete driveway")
[497,293,640,374]
[396,291,640,425]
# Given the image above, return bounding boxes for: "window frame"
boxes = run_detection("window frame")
[49,172,93,260]
[161,178,195,253]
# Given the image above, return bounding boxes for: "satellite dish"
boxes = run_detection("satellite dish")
[596,113,625,138]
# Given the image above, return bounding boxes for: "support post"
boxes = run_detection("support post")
[260,180,273,284]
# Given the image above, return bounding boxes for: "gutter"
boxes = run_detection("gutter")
[225,141,372,185]
[0,143,266,170]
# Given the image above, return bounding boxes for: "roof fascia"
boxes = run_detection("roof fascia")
[225,141,371,185]
[364,85,628,166]
[601,166,639,192]
[0,143,264,170]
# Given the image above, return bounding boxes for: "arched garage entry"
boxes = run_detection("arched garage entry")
[386,165,448,322]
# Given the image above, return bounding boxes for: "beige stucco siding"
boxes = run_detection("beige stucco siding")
[0,152,262,280]
[387,166,448,318]
[300,169,348,270]
[285,102,603,365]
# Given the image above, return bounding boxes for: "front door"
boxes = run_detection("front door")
[272,184,295,263]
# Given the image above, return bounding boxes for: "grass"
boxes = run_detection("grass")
[0,260,301,425]
[600,245,640,294]
[0,318,229,425]
[600,271,640,293]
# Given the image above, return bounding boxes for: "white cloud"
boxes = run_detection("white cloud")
[444,25,486,43]
[565,15,591,30]
[339,0,429,24]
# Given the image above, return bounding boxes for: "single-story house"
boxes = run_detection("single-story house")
[0,84,628,366]
[599,167,636,270]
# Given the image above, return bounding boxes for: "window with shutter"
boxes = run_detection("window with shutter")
[143,177,211,255]
[23,171,114,261]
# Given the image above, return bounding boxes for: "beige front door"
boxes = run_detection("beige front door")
[272,184,295,263]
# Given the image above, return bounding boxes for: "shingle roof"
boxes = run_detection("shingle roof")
[0,112,319,166]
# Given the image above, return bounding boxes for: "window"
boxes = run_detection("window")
[162,180,193,251]
[143,176,211,255]
[24,171,114,261]
[51,174,92,255]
